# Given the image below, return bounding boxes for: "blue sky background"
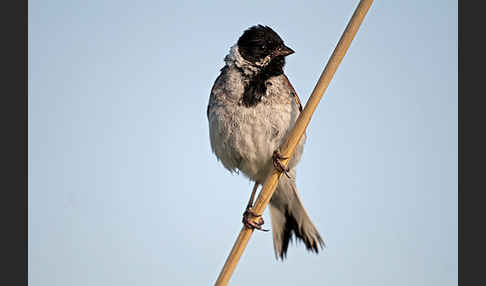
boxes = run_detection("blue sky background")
[29,1,457,285]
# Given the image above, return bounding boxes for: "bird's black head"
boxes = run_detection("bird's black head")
[237,25,294,76]
[236,25,295,107]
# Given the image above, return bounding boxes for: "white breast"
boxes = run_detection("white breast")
[208,73,305,183]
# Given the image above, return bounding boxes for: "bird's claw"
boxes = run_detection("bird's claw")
[272,149,291,178]
[242,208,269,232]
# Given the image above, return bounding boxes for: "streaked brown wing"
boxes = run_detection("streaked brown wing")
[283,74,302,112]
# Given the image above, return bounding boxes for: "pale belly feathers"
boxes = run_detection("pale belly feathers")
[208,74,305,184]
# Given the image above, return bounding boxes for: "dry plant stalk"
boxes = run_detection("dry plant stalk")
[215,1,374,285]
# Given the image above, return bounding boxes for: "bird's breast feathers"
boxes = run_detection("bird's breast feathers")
[207,68,304,182]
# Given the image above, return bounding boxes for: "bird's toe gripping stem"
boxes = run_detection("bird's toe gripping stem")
[272,149,291,178]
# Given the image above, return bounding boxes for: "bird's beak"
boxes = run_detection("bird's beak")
[273,45,295,57]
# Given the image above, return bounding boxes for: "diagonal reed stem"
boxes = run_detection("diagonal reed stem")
[214,1,374,285]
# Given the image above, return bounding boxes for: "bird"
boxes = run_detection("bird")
[207,25,324,260]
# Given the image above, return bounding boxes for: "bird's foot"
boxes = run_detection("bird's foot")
[272,149,291,178]
[242,208,269,231]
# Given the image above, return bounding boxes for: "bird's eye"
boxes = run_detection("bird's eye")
[261,44,266,50]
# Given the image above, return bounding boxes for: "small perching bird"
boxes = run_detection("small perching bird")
[207,25,324,260]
